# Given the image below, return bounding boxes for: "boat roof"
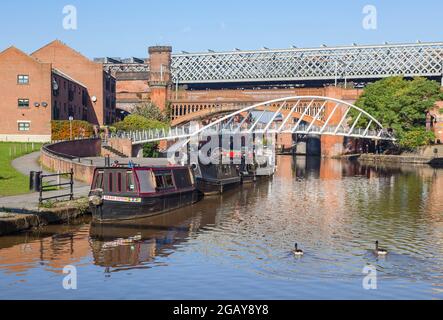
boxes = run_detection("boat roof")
[95,165,190,170]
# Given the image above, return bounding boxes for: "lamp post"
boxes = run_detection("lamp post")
[69,116,74,140]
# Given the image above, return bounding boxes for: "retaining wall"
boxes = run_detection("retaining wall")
[40,139,101,184]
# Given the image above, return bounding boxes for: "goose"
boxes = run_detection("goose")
[375,241,388,256]
[293,243,304,256]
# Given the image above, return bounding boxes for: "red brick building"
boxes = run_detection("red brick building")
[0,41,116,142]
[31,40,116,126]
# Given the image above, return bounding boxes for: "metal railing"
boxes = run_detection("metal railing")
[37,169,74,204]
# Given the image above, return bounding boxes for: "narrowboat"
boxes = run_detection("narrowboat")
[88,165,203,222]
[192,145,242,195]
[194,161,242,195]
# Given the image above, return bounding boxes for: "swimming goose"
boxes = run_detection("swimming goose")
[293,243,304,256]
[375,241,388,256]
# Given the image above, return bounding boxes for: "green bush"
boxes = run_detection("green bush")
[51,120,94,141]
[143,142,160,158]
[398,128,435,150]
[132,102,170,123]
[113,114,169,132]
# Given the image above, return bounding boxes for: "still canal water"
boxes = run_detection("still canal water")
[1,156,442,300]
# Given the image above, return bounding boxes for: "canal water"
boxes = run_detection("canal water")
[1,156,442,300]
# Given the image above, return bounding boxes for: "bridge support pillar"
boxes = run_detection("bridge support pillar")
[321,136,344,157]
[320,86,347,157]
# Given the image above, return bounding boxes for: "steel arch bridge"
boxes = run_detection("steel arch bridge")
[171,42,443,84]
[118,96,395,145]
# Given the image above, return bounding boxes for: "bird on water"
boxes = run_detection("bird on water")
[374,241,388,256]
[293,243,304,256]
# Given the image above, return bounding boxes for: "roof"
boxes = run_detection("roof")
[0,46,48,65]
[52,68,87,88]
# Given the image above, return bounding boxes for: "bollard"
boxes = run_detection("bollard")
[29,171,35,190]
[105,155,111,167]
[29,171,41,192]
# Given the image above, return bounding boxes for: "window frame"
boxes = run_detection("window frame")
[17,121,31,131]
[18,98,30,108]
[17,75,29,85]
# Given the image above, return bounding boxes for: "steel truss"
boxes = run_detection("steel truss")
[171,42,443,84]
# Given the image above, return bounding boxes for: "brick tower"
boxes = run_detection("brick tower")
[148,46,172,111]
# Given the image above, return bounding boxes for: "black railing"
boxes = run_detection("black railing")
[35,169,74,204]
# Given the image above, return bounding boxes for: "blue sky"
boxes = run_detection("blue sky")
[1,0,442,59]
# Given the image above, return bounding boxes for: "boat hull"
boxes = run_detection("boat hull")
[196,176,241,195]
[89,190,203,222]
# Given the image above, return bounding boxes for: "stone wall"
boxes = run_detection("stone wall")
[45,138,101,158]
[41,148,97,183]
[41,139,101,183]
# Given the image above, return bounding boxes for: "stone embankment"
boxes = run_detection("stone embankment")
[355,145,443,166]
[0,198,90,236]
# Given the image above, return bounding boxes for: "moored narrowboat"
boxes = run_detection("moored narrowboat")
[194,162,242,195]
[88,165,203,222]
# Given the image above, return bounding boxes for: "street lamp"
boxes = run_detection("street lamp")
[69,116,74,140]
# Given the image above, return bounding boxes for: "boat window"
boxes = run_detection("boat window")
[136,170,156,193]
[155,174,163,188]
[154,171,175,190]
[173,169,192,189]
[164,174,174,188]
[126,171,135,192]
[117,172,122,192]
[93,171,104,189]
[108,172,113,192]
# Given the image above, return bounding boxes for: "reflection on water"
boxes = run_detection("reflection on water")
[0,156,443,299]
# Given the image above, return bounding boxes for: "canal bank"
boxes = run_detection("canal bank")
[348,145,443,166]
[0,198,90,236]
[0,149,92,236]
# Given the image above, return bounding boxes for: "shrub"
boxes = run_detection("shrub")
[51,120,94,141]
[113,114,169,132]
[132,102,169,123]
[399,128,435,150]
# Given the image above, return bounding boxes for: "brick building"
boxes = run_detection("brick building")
[32,40,116,126]
[0,41,116,142]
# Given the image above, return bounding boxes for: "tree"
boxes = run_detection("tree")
[132,102,169,123]
[353,76,442,149]
[113,114,168,132]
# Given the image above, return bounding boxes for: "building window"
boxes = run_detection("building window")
[53,101,59,119]
[18,122,30,131]
[18,99,30,108]
[17,75,29,85]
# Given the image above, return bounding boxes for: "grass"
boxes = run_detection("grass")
[0,142,42,196]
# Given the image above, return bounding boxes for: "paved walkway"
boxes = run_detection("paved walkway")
[0,152,90,211]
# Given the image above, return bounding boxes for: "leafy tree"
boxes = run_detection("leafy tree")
[113,105,170,158]
[132,102,169,123]
[353,76,442,149]
[113,114,168,132]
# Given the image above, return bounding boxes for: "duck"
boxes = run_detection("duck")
[375,241,388,256]
[293,243,304,256]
